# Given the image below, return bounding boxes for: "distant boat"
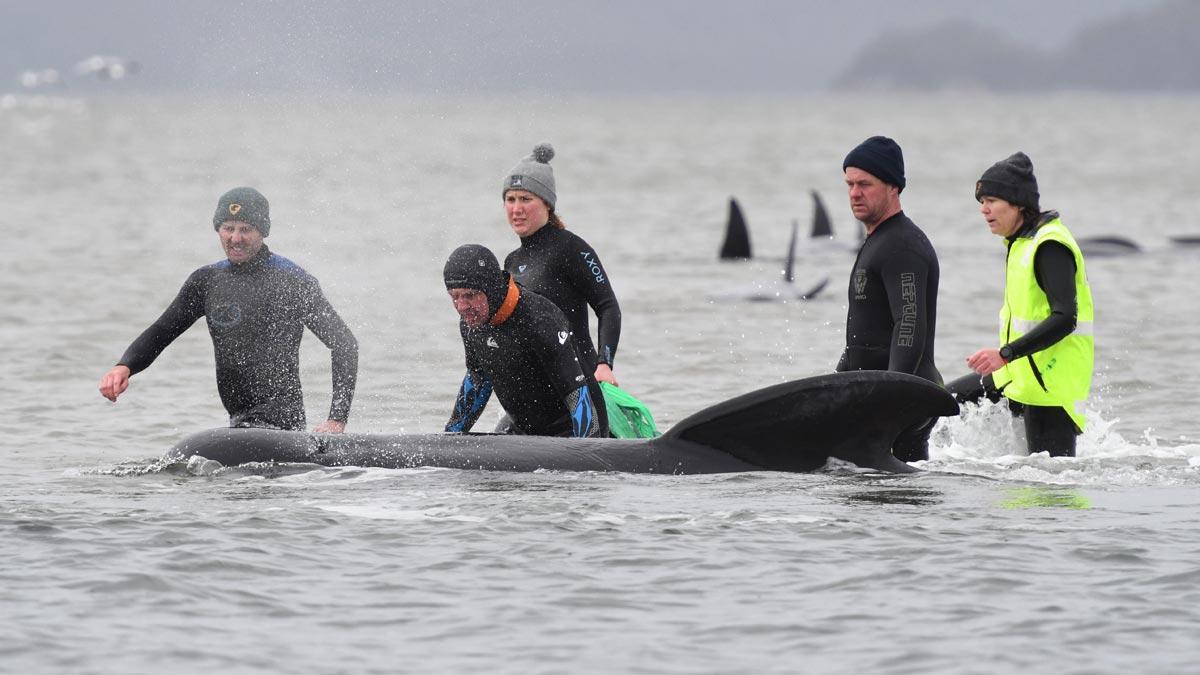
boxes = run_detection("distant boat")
[719,197,752,260]
[1169,235,1200,247]
[73,55,141,81]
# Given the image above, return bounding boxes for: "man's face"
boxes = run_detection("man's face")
[504,189,550,238]
[217,220,264,264]
[449,288,490,327]
[844,167,897,227]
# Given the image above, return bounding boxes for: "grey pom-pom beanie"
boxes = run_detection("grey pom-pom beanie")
[502,143,557,208]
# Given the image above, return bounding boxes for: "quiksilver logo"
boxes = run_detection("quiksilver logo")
[510,176,523,187]
[486,337,499,349]
[558,331,569,344]
[518,264,527,273]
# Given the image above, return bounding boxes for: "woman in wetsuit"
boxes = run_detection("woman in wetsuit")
[955,152,1095,457]
[499,143,621,434]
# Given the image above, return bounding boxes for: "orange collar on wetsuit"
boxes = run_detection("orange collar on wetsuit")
[489,277,520,326]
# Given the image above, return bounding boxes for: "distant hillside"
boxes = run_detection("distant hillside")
[831,0,1200,91]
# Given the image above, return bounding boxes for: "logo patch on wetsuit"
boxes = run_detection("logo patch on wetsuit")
[580,251,606,283]
[853,269,868,299]
[486,337,499,349]
[897,272,917,347]
[228,203,242,216]
[558,331,569,344]
[210,303,242,328]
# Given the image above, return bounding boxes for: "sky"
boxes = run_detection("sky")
[0,0,1155,95]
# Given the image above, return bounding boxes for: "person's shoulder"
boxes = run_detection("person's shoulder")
[265,253,316,281]
[516,287,568,323]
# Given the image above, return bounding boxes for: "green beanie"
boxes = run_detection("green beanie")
[213,187,271,236]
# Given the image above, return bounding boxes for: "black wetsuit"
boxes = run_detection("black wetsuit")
[117,245,359,430]
[445,283,602,438]
[946,212,1080,456]
[505,225,620,432]
[837,211,942,461]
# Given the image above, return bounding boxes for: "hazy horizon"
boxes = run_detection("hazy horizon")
[2,0,1158,95]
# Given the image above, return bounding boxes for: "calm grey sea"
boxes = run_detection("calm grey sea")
[3,91,1200,674]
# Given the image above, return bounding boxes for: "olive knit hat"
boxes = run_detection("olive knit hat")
[213,187,271,236]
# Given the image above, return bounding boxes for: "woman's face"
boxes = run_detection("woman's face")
[979,196,1023,238]
[505,190,550,238]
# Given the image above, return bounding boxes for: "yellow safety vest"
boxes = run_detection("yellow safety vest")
[993,217,1094,431]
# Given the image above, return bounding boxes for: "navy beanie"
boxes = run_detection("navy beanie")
[975,152,1040,213]
[213,187,271,236]
[843,136,906,192]
[443,244,510,316]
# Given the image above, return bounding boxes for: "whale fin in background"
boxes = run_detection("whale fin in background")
[662,371,959,473]
[783,218,799,283]
[797,276,829,300]
[810,190,833,238]
[719,197,752,260]
[1077,235,1141,257]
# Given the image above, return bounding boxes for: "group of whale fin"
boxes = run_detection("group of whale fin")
[719,192,1199,267]
[713,192,847,302]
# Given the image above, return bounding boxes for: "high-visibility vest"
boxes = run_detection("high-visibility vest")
[993,217,1094,430]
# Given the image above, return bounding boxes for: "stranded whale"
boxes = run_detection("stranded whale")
[169,371,958,475]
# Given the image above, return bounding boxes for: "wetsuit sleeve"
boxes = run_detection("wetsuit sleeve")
[1004,241,1077,360]
[301,280,359,424]
[445,371,494,433]
[567,242,621,366]
[118,270,207,375]
[879,249,933,374]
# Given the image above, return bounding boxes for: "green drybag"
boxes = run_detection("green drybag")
[600,382,661,439]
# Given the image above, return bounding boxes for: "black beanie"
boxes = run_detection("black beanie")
[843,136,906,192]
[975,152,1040,213]
[213,187,271,236]
[443,244,510,316]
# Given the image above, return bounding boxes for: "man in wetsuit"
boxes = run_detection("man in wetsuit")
[443,244,604,438]
[98,187,359,432]
[837,136,942,461]
[958,152,1094,457]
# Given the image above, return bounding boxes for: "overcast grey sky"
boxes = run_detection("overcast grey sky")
[1,0,1154,94]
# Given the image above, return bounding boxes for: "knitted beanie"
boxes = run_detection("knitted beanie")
[502,143,557,208]
[213,187,271,236]
[975,152,1040,213]
[843,136,906,192]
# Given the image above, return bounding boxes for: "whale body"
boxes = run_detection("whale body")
[168,371,958,475]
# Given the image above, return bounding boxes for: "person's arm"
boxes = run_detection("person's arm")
[445,371,493,433]
[967,242,1077,375]
[563,384,602,438]
[302,280,359,432]
[100,270,206,402]
[567,240,622,382]
[880,249,932,375]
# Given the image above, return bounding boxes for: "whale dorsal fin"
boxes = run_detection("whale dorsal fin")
[719,197,752,260]
[810,190,833,238]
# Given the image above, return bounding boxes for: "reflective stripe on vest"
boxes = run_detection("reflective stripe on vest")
[993,218,1095,431]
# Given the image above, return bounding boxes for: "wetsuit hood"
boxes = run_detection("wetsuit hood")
[443,244,511,316]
